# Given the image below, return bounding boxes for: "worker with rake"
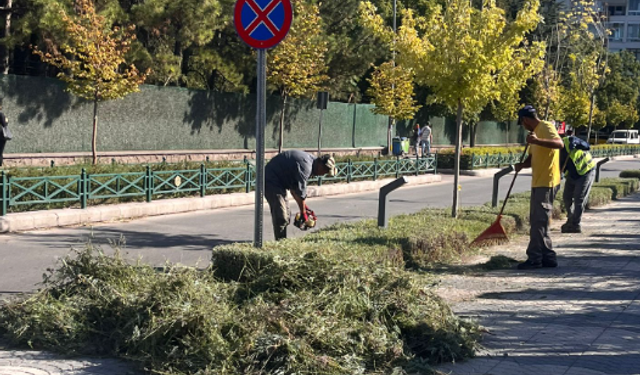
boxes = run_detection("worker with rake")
[515,105,564,270]
[265,151,337,240]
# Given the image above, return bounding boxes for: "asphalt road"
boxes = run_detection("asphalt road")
[0,159,637,295]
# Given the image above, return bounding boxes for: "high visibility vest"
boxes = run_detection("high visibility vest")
[564,138,596,176]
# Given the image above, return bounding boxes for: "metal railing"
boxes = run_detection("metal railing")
[471,152,522,170]
[469,145,640,170]
[0,155,437,216]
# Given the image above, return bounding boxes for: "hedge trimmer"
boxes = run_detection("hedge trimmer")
[294,207,317,230]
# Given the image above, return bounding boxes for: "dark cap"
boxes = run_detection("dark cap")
[517,105,537,120]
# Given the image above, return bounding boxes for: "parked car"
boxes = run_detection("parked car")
[606,129,640,144]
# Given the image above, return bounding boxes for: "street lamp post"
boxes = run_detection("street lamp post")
[388,0,397,153]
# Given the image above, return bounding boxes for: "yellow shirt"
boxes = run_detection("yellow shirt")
[530,120,561,188]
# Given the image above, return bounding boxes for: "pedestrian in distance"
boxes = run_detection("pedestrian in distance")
[514,105,564,270]
[264,150,337,240]
[0,101,10,167]
[419,121,432,156]
[560,129,596,234]
[412,124,421,156]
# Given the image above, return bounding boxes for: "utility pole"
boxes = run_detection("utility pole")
[387,0,397,154]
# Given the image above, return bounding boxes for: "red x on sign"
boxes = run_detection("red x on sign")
[234,0,293,50]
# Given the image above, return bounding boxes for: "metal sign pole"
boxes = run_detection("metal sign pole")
[254,49,266,248]
[318,109,323,154]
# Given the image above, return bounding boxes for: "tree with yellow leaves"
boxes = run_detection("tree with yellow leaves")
[558,0,608,140]
[361,0,544,217]
[33,0,147,164]
[268,0,328,153]
[367,61,421,151]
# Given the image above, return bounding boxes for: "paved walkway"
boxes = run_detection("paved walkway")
[436,193,640,375]
[1,193,640,374]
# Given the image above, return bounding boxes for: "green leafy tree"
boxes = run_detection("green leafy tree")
[367,61,421,151]
[361,0,544,217]
[558,0,608,139]
[531,64,564,121]
[130,0,225,86]
[33,0,147,164]
[595,51,640,130]
[268,0,328,153]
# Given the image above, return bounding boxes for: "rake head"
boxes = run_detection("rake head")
[470,215,509,247]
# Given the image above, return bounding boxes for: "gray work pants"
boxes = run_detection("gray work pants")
[526,185,560,263]
[265,185,290,241]
[563,168,595,227]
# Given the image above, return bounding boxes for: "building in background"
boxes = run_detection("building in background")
[605,0,640,59]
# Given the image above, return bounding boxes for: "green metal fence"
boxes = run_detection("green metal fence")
[0,155,437,216]
[468,145,640,170]
[470,152,522,169]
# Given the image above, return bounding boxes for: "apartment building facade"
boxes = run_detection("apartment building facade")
[606,0,640,58]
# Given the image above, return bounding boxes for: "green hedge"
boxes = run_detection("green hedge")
[620,170,640,179]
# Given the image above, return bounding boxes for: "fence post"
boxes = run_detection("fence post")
[145,166,153,203]
[318,176,323,186]
[485,153,490,168]
[433,151,438,174]
[415,154,420,175]
[347,159,353,183]
[373,158,378,181]
[200,163,206,197]
[1,171,6,216]
[80,168,87,209]
[395,156,400,178]
[244,158,252,193]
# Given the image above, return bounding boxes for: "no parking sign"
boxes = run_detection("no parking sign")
[234,0,293,50]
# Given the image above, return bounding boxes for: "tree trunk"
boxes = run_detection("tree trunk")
[1,0,12,74]
[387,116,394,155]
[452,99,463,218]
[470,121,476,148]
[92,96,99,165]
[278,95,287,153]
[586,91,596,145]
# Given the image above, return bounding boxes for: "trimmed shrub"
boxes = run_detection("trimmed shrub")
[593,178,639,200]
[620,170,640,180]
[586,187,614,209]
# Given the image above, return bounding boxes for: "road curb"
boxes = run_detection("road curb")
[0,174,441,233]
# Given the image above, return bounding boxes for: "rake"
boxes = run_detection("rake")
[470,144,530,247]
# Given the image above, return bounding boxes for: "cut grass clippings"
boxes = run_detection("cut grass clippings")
[0,177,637,375]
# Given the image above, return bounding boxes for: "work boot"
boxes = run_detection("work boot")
[562,224,582,234]
[560,221,572,233]
[542,258,558,268]
[517,259,542,270]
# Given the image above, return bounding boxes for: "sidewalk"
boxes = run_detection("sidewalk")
[435,192,640,375]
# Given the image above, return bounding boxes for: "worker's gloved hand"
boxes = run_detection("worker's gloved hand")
[294,208,317,230]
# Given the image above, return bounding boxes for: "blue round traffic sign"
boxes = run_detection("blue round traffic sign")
[234,0,293,50]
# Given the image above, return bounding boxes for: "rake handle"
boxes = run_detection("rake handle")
[498,143,530,217]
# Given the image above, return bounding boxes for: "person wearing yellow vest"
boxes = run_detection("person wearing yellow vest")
[514,105,564,270]
[560,129,596,234]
